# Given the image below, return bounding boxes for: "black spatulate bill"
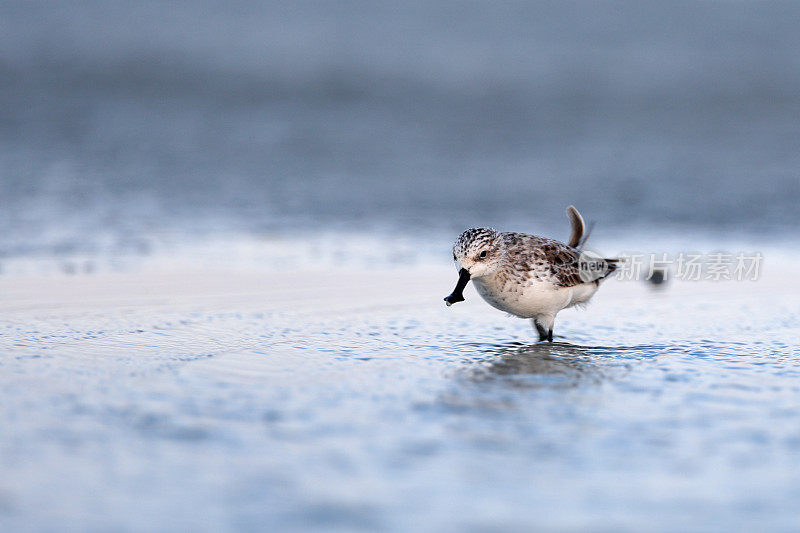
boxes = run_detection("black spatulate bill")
[444,268,470,306]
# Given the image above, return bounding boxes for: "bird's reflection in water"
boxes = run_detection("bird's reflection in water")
[439,342,658,415]
[461,341,645,390]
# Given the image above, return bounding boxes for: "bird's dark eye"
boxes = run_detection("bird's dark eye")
[479,250,488,258]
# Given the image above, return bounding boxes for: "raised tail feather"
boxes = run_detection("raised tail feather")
[567,205,620,281]
[566,205,584,248]
[566,205,596,250]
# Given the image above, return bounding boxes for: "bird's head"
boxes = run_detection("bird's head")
[452,227,502,278]
[444,228,502,306]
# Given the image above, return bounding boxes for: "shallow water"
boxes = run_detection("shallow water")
[2,262,799,531]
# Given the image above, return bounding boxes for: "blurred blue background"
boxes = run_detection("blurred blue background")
[4,4,800,531]
[2,0,799,259]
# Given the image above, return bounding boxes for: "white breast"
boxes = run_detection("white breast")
[472,274,599,319]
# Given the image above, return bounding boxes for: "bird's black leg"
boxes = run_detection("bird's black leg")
[533,319,550,342]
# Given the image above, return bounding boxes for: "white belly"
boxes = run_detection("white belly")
[472,276,598,319]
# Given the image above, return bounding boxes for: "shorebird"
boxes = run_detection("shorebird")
[444,206,617,342]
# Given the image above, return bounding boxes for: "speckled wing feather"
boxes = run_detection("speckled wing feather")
[500,232,585,287]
